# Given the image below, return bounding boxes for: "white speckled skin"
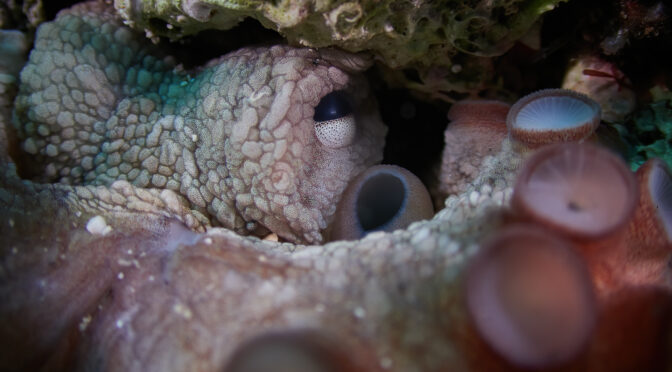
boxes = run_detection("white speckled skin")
[13,1,386,244]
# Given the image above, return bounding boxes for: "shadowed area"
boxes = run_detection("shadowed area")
[357,172,406,231]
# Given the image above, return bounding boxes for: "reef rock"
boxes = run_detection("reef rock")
[113,0,567,95]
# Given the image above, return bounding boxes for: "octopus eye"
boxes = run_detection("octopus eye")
[313,91,356,148]
[314,90,352,121]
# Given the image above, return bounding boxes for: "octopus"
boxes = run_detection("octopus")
[11,1,386,244]
[1,2,671,372]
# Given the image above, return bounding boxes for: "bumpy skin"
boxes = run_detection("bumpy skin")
[0,133,522,372]
[2,30,528,368]
[3,3,671,372]
[3,72,672,370]
[12,1,386,244]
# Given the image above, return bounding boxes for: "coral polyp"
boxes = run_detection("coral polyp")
[562,55,636,123]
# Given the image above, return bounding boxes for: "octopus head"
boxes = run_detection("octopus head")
[225,46,387,244]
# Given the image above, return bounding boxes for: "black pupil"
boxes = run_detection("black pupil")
[313,91,352,122]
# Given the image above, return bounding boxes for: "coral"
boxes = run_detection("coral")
[0,0,44,31]
[562,54,636,123]
[12,1,387,244]
[600,1,669,55]
[112,0,567,96]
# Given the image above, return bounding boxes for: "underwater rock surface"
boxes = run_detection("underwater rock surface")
[113,0,566,95]
[0,0,44,31]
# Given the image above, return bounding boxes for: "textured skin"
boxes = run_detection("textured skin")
[434,100,510,205]
[3,68,672,372]
[0,141,522,372]
[2,37,524,367]
[3,3,671,372]
[13,1,386,244]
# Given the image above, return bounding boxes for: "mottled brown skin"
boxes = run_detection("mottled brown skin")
[12,1,386,244]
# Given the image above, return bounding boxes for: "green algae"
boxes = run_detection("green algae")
[616,97,672,171]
